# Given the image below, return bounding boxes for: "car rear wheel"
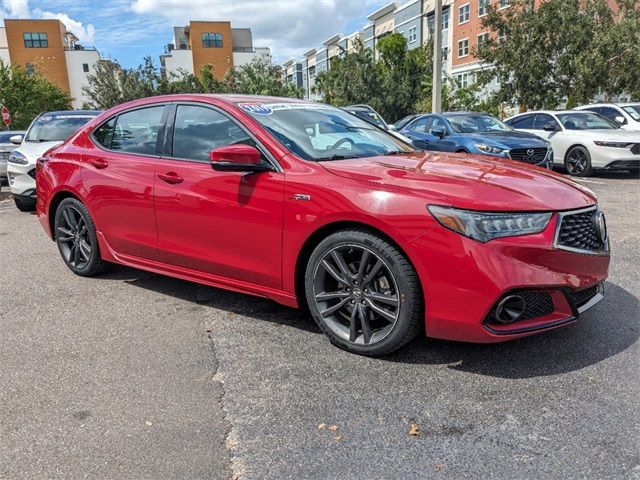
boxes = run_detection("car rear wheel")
[14,196,36,212]
[54,198,109,276]
[565,146,593,177]
[305,229,422,356]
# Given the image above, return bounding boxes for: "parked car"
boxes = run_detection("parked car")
[36,95,609,356]
[0,130,26,183]
[398,112,553,168]
[7,110,100,211]
[341,104,412,144]
[505,110,640,176]
[575,103,640,131]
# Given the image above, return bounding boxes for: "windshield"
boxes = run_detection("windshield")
[348,110,387,129]
[238,102,414,161]
[446,114,512,133]
[622,105,640,121]
[26,114,97,142]
[557,112,619,130]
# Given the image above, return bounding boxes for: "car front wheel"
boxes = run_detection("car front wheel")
[305,229,423,356]
[54,198,109,276]
[565,146,593,177]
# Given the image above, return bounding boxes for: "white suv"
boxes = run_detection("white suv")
[575,103,640,131]
[7,110,100,211]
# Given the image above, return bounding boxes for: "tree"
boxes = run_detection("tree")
[477,0,640,110]
[223,59,304,98]
[0,61,71,129]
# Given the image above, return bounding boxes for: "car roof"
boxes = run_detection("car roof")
[343,105,374,112]
[204,94,313,105]
[441,111,492,117]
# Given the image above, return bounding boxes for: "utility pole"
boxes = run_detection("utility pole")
[431,0,443,113]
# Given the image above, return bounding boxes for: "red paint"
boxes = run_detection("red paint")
[36,94,610,343]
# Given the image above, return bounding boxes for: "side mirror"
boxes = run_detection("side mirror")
[210,144,269,172]
[542,123,558,132]
[10,135,23,145]
[388,124,397,131]
[431,126,447,138]
[614,115,626,125]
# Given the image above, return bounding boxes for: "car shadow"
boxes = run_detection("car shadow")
[555,168,639,180]
[101,266,638,379]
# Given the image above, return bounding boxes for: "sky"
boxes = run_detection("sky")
[1,0,391,68]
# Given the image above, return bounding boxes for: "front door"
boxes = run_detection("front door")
[153,103,284,289]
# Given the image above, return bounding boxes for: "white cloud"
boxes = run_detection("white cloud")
[129,0,371,61]
[1,0,95,44]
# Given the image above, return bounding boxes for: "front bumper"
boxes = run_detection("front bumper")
[6,161,36,196]
[591,145,640,169]
[409,210,610,343]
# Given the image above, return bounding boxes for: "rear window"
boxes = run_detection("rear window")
[26,114,98,142]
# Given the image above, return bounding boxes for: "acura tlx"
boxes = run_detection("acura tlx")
[35,95,609,356]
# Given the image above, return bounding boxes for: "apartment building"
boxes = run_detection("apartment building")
[290,0,457,100]
[159,21,270,80]
[0,19,100,108]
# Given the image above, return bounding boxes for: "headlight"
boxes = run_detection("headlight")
[428,205,552,242]
[8,151,28,165]
[593,141,632,148]
[474,143,509,156]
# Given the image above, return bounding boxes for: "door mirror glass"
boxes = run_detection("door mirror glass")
[542,123,558,132]
[210,144,267,172]
[431,126,447,138]
[9,134,23,145]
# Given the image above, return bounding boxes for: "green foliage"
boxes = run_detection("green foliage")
[477,0,640,110]
[0,60,71,129]
[83,56,303,109]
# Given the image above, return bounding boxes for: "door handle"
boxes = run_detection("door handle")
[89,158,108,169]
[158,172,184,184]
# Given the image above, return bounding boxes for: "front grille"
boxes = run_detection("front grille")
[555,208,607,253]
[27,168,36,179]
[509,147,547,165]
[566,285,599,309]
[519,291,555,320]
[631,143,640,155]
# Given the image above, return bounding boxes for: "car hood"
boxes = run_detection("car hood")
[465,130,548,148]
[17,140,63,161]
[321,151,597,212]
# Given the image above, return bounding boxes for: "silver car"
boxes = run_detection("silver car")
[0,131,26,183]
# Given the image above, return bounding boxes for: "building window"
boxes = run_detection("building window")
[428,9,450,36]
[202,33,223,48]
[455,72,474,88]
[458,4,470,24]
[25,63,35,75]
[457,39,469,58]
[499,0,511,8]
[498,28,507,42]
[408,26,417,43]
[308,65,316,78]
[442,47,448,61]
[478,0,490,17]
[82,63,90,73]
[23,32,48,48]
[477,32,490,46]
[442,10,450,29]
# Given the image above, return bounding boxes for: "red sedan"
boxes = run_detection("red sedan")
[35,95,610,356]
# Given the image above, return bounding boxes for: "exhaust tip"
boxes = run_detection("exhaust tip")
[494,295,527,324]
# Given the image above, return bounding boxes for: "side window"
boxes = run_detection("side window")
[509,114,534,129]
[599,106,624,124]
[111,106,165,155]
[410,117,431,133]
[532,114,559,130]
[430,117,447,133]
[172,105,255,162]
[93,118,115,148]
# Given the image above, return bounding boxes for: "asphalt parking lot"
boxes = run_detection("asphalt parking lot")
[0,171,638,480]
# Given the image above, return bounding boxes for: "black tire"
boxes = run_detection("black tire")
[53,198,109,276]
[14,196,36,212]
[564,146,593,177]
[305,229,422,356]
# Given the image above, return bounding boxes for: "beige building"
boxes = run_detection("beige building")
[160,21,270,79]
[0,19,101,108]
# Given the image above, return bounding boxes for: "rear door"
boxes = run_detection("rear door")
[84,104,167,258]
[153,102,284,289]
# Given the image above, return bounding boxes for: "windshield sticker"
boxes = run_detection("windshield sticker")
[38,116,53,122]
[238,103,273,115]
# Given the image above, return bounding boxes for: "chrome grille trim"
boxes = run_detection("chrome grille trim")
[553,206,609,256]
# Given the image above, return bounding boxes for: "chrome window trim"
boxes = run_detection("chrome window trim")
[553,205,610,256]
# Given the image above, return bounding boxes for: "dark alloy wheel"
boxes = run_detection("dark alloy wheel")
[305,229,422,356]
[565,146,593,177]
[54,198,109,276]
